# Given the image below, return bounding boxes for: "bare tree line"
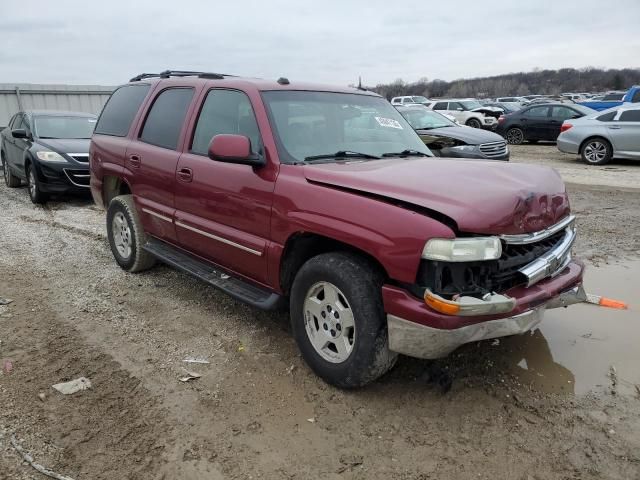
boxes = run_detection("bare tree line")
[368,67,640,100]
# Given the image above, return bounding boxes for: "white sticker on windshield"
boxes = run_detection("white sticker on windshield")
[88,119,97,123]
[375,116,403,129]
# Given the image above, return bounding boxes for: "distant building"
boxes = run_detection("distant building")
[0,83,115,127]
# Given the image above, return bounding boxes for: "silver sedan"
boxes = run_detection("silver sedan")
[557,104,640,165]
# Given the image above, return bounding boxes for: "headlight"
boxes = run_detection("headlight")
[449,145,477,153]
[36,151,66,162]
[422,237,502,262]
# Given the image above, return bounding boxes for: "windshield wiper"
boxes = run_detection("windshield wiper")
[304,150,380,162]
[381,149,430,158]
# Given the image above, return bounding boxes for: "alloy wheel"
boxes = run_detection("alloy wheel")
[583,141,607,163]
[112,212,133,259]
[28,168,37,198]
[506,128,524,145]
[303,281,356,363]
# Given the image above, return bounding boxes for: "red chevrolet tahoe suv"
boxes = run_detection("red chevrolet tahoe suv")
[90,70,586,388]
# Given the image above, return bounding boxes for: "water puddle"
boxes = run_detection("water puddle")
[500,260,640,395]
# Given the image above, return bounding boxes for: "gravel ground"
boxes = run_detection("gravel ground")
[0,154,639,479]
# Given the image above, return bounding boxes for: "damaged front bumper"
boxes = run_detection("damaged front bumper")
[383,260,586,360]
[388,284,585,359]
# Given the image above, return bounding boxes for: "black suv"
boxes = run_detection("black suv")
[1,110,97,203]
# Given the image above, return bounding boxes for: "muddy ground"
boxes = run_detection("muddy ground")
[1,146,639,480]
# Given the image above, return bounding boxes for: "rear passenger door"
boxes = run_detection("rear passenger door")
[549,106,580,140]
[522,106,550,140]
[611,109,640,157]
[128,87,197,243]
[174,88,276,285]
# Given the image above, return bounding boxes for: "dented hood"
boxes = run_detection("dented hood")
[303,158,570,235]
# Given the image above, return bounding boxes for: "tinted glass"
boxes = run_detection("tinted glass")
[95,84,151,137]
[140,88,194,150]
[433,102,447,110]
[596,111,616,122]
[619,110,640,122]
[525,106,549,118]
[448,102,463,110]
[9,114,22,129]
[552,106,579,120]
[34,116,96,139]
[262,91,431,164]
[631,91,640,103]
[191,89,261,155]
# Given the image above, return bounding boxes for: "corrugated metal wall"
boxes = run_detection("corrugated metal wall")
[0,83,115,128]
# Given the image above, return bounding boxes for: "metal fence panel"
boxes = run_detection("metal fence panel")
[0,83,115,128]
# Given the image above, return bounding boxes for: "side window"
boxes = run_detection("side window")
[402,98,412,104]
[191,89,261,156]
[139,88,194,150]
[526,106,549,118]
[433,102,447,110]
[448,102,463,110]
[596,111,616,122]
[391,99,399,104]
[552,106,578,120]
[95,84,151,137]
[18,115,30,131]
[619,110,640,122]
[631,90,640,103]
[9,114,22,129]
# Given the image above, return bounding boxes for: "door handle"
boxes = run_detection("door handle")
[177,167,193,182]
[128,154,141,168]
[608,126,621,129]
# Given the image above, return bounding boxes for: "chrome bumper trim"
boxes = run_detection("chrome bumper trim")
[518,222,576,287]
[387,285,585,360]
[500,215,575,245]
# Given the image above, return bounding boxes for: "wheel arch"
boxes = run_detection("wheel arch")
[279,232,389,297]
[102,175,132,207]
[579,135,612,155]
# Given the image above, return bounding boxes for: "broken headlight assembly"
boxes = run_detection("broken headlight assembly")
[422,237,502,262]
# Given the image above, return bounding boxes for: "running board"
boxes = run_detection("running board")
[143,237,283,310]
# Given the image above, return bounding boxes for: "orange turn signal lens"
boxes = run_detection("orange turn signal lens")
[424,291,461,315]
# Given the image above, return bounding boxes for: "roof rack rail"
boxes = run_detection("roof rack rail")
[129,70,236,82]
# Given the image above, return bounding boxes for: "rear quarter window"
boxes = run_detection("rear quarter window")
[139,88,194,150]
[95,84,151,137]
[596,111,616,122]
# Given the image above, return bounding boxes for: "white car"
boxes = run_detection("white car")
[428,99,501,129]
[391,95,431,106]
[557,104,640,165]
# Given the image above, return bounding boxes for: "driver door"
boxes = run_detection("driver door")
[174,88,277,284]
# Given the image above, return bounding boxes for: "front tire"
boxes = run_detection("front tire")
[506,127,525,145]
[2,152,21,188]
[290,252,397,388]
[581,138,612,165]
[106,195,156,272]
[26,164,48,204]
[466,118,482,129]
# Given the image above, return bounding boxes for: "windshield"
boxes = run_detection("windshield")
[34,115,96,139]
[459,100,482,110]
[262,91,431,163]
[411,96,429,103]
[399,108,455,130]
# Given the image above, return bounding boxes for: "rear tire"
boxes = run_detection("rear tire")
[581,137,612,165]
[290,252,397,388]
[466,118,482,129]
[2,152,21,188]
[106,195,156,272]
[26,164,48,204]
[506,127,525,145]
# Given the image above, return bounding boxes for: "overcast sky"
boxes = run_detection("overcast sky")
[1,0,638,87]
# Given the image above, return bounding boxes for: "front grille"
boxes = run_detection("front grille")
[416,228,567,299]
[479,141,507,158]
[63,169,90,187]
[70,154,89,163]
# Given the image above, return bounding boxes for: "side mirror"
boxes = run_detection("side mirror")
[208,134,265,167]
[11,128,29,139]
